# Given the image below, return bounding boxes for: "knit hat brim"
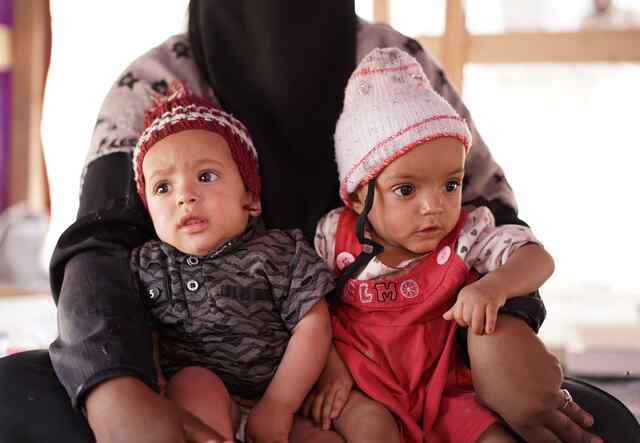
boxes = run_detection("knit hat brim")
[339,116,471,205]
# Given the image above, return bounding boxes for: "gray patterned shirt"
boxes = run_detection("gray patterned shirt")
[130,225,334,400]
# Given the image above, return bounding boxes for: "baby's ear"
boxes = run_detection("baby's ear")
[245,194,262,217]
[348,187,366,215]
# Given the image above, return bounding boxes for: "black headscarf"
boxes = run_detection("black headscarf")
[189,1,357,240]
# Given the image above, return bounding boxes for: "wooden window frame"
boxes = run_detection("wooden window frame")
[373,0,640,92]
[9,0,50,212]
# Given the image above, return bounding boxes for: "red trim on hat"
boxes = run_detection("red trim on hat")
[342,115,469,189]
[352,62,420,78]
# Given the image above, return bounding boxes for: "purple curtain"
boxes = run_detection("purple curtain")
[0,0,12,212]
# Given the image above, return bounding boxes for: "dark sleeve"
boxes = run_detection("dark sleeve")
[48,152,157,409]
[276,230,335,332]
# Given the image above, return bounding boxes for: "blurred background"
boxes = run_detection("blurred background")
[1,0,639,418]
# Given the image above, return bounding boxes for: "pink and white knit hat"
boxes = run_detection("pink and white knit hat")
[133,81,260,205]
[335,47,472,206]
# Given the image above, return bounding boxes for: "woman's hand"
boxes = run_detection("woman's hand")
[510,389,602,443]
[246,396,294,443]
[86,376,232,443]
[302,346,354,431]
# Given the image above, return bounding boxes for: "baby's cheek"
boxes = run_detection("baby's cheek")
[154,223,175,247]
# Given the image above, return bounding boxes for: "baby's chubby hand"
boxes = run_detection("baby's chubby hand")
[246,396,294,443]
[302,347,354,431]
[442,280,507,335]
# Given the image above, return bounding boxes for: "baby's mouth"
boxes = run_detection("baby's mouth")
[178,216,208,232]
[416,225,441,236]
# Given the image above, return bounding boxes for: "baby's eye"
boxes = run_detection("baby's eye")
[153,182,170,195]
[392,184,415,197]
[199,171,218,183]
[444,180,460,193]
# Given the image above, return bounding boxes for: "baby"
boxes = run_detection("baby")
[129,83,334,442]
[314,48,555,442]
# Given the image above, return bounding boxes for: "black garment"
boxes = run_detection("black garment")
[48,152,157,407]
[1,351,639,443]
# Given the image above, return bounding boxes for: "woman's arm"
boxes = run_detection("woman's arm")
[49,151,156,408]
[469,316,601,443]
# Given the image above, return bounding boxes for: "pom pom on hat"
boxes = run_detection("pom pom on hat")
[335,47,472,206]
[133,81,261,205]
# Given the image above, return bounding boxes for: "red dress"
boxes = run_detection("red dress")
[332,210,498,442]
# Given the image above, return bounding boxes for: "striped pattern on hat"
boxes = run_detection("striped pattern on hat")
[335,47,472,206]
[133,81,260,205]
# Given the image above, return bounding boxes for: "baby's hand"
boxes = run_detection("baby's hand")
[442,280,507,334]
[246,396,294,443]
[302,347,354,431]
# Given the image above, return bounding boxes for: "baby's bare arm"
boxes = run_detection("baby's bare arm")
[247,300,332,443]
[445,244,554,334]
[478,244,554,300]
[265,299,332,411]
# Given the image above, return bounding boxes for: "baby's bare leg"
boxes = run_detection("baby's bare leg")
[332,390,399,443]
[165,366,239,440]
[290,417,345,443]
[476,424,517,442]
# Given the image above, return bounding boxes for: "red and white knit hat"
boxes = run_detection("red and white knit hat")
[335,47,472,206]
[133,81,260,205]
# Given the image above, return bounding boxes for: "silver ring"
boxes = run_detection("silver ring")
[560,388,573,410]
